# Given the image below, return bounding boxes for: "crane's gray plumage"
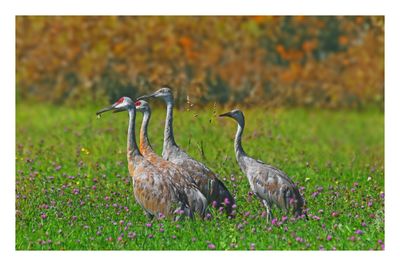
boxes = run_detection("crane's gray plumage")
[96,96,198,219]
[220,109,306,222]
[135,100,207,218]
[137,87,235,216]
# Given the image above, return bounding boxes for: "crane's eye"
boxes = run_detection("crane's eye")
[115,97,124,105]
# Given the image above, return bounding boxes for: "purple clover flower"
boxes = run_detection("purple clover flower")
[355,229,363,235]
[207,243,216,250]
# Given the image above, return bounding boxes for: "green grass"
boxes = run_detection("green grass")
[16,103,384,250]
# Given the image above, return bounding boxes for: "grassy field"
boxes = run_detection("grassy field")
[15,103,384,250]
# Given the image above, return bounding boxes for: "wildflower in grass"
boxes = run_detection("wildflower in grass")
[104,196,110,201]
[244,211,250,217]
[312,215,320,221]
[311,191,319,198]
[40,213,47,219]
[148,234,154,239]
[250,243,256,250]
[192,237,197,242]
[171,235,177,239]
[83,225,89,230]
[159,228,164,233]
[119,220,124,225]
[380,192,385,199]
[72,188,80,195]
[212,201,217,208]
[91,185,97,190]
[106,237,113,242]
[205,213,212,220]
[361,222,367,227]
[207,243,216,250]
[349,236,356,242]
[283,226,288,232]
[145,223,152,228]
[295,237,304,243]
[117,236,123,242]
[55,165,61,171]
[281,216,288,222]
[81,147,90,155]
[331,211,339,217]
[127,232,136,239]
[368,201,373,207]
[232,204,237,209]
[271,218,278,225]
[326,235,333,241]
[355,229,363,235]
[224,197,230,205]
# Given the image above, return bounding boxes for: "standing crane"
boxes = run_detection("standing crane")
[137,87,235,216]
[219,109,307,222]
[135,99,207,217]
[96,96,201,219]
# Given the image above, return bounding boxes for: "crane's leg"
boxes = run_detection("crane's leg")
[262,199,273,223]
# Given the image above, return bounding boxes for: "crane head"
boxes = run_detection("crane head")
[219,109,245,126]
[136,86,173,103]
[135,100,150,113]
[96,96,134,116]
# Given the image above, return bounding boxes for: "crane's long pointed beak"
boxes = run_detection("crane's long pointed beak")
[136,93,156,101]
[96,106,114,116]
[219,112,232,118]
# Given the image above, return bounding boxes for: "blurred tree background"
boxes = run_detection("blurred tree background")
[16,16,384,109]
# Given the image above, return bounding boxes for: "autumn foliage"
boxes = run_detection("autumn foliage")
[16,16,384,108]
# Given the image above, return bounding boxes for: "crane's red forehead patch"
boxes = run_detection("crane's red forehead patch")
[135,101,141,106]
[115,97,124,105]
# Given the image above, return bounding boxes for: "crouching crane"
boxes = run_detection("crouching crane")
[96,96,200,219]
[137,87,236,216]
[219,109,307,222]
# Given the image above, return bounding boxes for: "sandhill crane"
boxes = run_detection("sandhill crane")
[96,96,197,219]
[135,100,207,217]
[219,109,306,222]
[137,87,235,216]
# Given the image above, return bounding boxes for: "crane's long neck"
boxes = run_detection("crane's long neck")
[234,120,247,162]
[163,100,177,153]
[139,109,153,153]
[127,107,141,162]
